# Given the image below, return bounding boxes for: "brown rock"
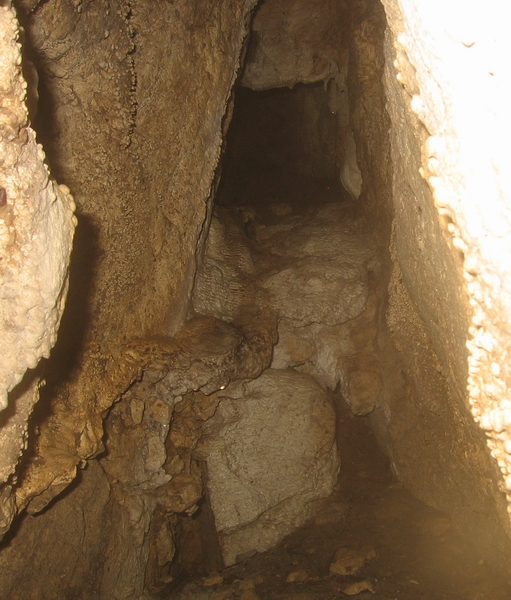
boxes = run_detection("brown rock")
[343,580,375,595]
[286,570,309,583]
[329,547,376,576]
[203,573,224,587]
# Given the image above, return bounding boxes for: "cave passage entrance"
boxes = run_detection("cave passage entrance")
[215,81,350,217]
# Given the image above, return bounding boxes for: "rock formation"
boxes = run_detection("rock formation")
[0,4,76,538]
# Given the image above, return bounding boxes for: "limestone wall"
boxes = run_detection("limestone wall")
[0,0,257,596]
[0,5,76,537]
[2,0,511,595]
[376,0,511,575]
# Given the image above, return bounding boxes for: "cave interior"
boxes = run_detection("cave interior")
[0,0,511,598]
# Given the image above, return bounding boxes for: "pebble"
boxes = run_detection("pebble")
[286,569,309,582]
[329,546,376,576]
[343,580,375,595]
[239,589,261,600]
[203,573,224,587]
[239,576,263,589]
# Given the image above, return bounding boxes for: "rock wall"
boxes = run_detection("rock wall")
[191,203,378,565]
[0,4,76,537]
[2,0,511,595]
[205,369,338,566]
[374,0,511,576]
[0,0,258,596]
[237,0,511,577]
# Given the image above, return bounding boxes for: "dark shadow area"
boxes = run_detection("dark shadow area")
[31,67,66,183]
[10,215,101,491]
[14,1,67,183]
[0,467,83,552]
[150,493,225,597]
[42,214,101,394]
[216,82,348,220]
[0,367,41,431]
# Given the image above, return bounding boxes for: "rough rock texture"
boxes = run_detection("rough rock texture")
[242,0,344,91]
[256,204,380,414]
[0,0,258,550]
[193,210,260,322]
[203,369,339,565]
[96,306,277,596]
[235,0,511,578]
[191,204,370,564]
[375,0,511,575]
[260,223,372,327]
[0,7,76,412]
[4,0,258,526]
[0,461,112,600]
[0,5,76,537]
[2,0,511,595]
[0,0,260,596]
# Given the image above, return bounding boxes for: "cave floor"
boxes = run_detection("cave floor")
[167,176,511,600]
[169,399,511,600]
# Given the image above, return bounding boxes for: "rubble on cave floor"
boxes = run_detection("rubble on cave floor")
[166,398,511,600]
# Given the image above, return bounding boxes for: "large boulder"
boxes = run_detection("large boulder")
[203,368,339,565]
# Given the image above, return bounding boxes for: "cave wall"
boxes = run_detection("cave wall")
[239,0,511,577]
[346,0,511,576]
[0,4,76,537]
[377,0,511,574]
[0,0,257,597]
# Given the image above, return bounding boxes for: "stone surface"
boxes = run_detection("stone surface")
[375,0,511,575]
[0,7,76,413]
[203,369,339,566]
[0,461,112,600]
[329,546,376,576]
[0,0,259,596]
[257,205,380,414]
[3,0,259,530]
[0,4,76,537]
[257,205,376,327]
[193,210,258,322]
[242,0,344,91]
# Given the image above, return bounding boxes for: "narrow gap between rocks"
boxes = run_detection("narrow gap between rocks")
[160,82,511,599]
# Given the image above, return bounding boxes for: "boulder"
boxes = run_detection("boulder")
[203,369,339,565]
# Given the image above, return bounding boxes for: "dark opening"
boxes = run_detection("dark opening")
[216,82,348,219]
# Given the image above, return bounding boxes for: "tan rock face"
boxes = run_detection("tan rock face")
[204,369,339,565]
[0,461,113,600]
[373,0,511,575]
[1,0,258,535]
[242,0,345,91]
[0,0,261,595]
[255,204,379,414]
